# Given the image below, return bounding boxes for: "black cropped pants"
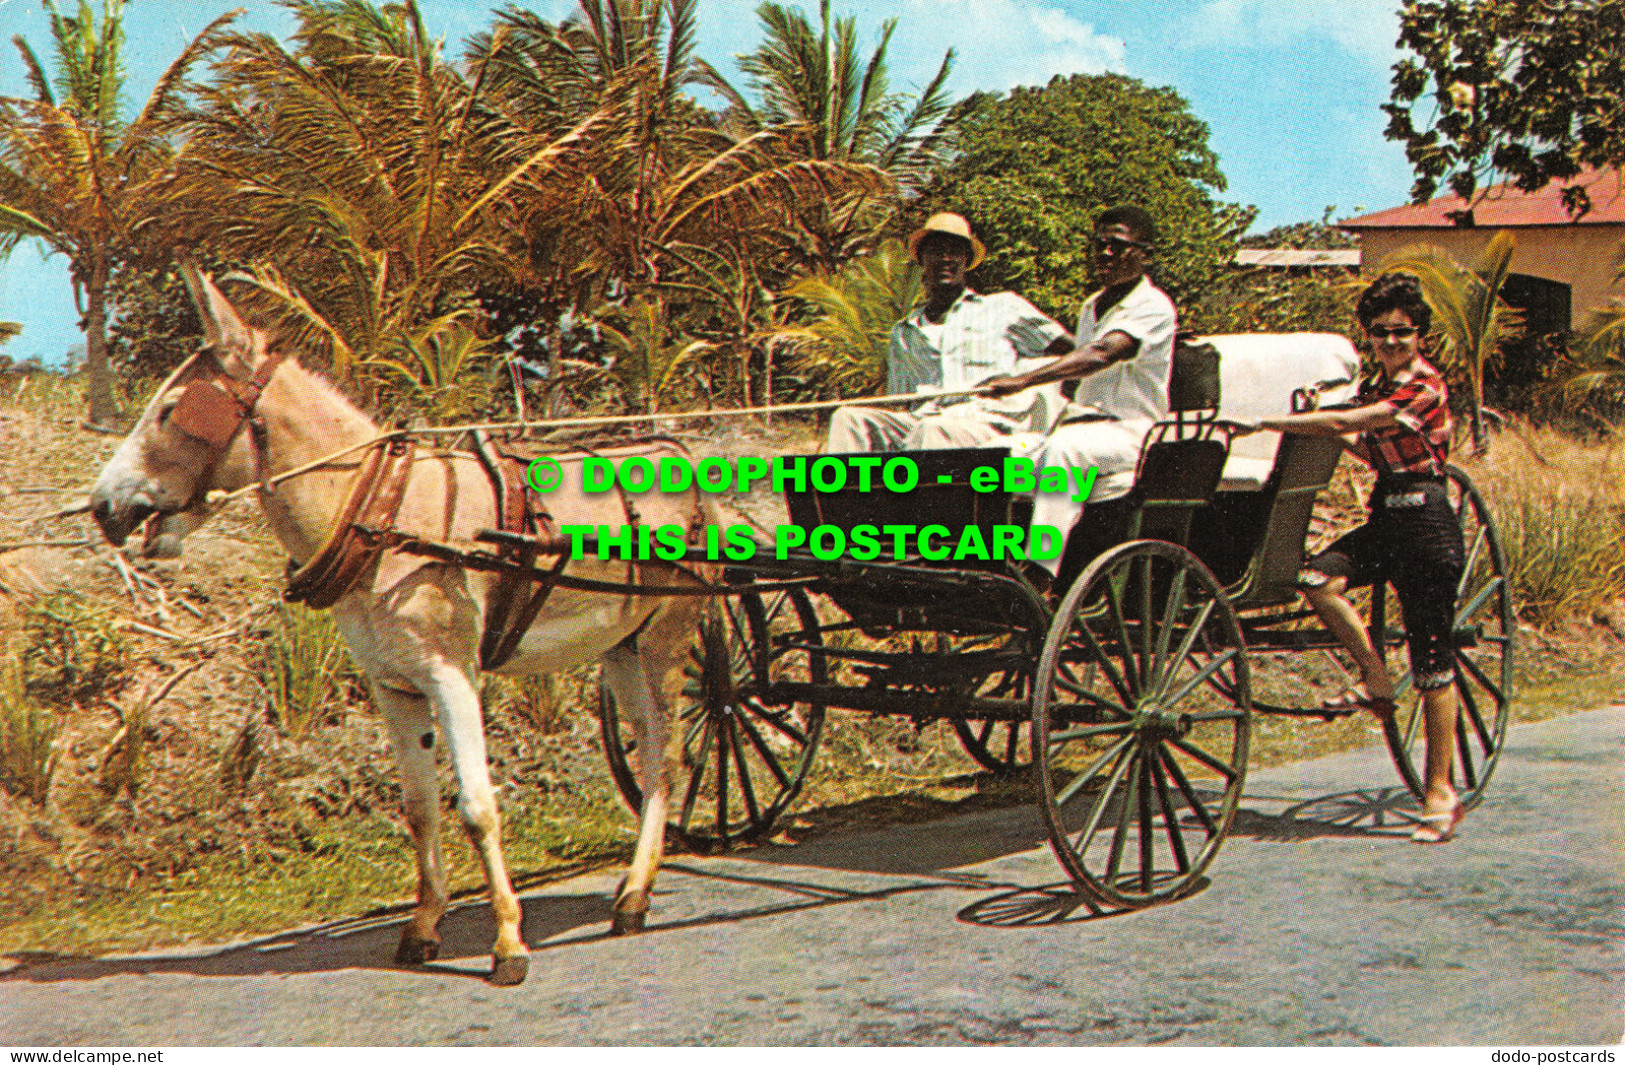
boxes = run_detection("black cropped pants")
[1299,475,1464,692]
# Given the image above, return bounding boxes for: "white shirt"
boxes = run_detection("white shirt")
[888,290,1066,413]
[1071,275,1178,423]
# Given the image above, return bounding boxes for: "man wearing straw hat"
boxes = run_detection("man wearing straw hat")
[825,212,1071,452]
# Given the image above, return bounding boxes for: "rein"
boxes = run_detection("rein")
[200,386,986,509]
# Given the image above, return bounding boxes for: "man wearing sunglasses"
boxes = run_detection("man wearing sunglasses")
[980,205,1179,579]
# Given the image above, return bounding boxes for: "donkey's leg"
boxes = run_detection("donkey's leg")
[373,683,449,965]
[600,638,671,935]
[602,598,700,935]
[423,661,529,985]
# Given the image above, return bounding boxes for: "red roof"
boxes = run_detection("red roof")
[1340,168,1625,229]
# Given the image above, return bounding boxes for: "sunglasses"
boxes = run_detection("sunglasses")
[1094,236,1150,254]
[1367,325,1420,340]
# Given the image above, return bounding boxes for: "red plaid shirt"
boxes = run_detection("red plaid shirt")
[1359,358,1452,477]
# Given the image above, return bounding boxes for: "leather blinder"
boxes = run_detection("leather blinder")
[170,380,247,448]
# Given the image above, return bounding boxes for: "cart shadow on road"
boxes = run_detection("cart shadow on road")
[0,784,1419,985]
[1226,785,1422,842]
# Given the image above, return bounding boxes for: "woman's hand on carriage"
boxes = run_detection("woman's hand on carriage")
[1221,417,1263,437]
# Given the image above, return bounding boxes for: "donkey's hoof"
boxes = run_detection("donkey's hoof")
[490,954,530,986]
[395,935,440,965]
[610,908,647,936]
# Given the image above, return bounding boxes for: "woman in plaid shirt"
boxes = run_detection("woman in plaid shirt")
[1249,273,1466,843]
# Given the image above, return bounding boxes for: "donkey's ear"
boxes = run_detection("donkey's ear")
[179,260,253,356]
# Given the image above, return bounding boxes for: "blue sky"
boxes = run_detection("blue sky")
[0,0,1412,365]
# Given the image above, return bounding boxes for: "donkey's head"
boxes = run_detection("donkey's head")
[89,265,270,556]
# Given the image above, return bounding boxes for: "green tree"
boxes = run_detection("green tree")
[773,236,920,395]
[923,73,1251,325]
[599,295,711,414]
[1385,0,1625,217]
[1382,232,1523,454]
[0,0,234,424]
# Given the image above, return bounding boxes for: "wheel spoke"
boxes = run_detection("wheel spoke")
[752,705,810,745]
[1454,702,1481,792]
[1150,749,1191,874]
[1048,720,1136,744]
[1101,577,1142,695]
[1456,575,1505,624]
[1455,664,1496,750]
[1137,744,1156,892]
[1456,649,1506,706]
[1149,567,1190,696]
[727,717,763,826]
[714,719,731,846]
[1159,746,1218,836]
[1066,617,1135,709]
[1168,734,1237,780]
[1458,525,1487,598]
[1102,751,1143,887]
[1155,598,1218,700]
[1059,735,1134,826]
[737,708,793,790]
[677,720,716,831]
[1161,647,1240,710]
[1137,554,1156,684]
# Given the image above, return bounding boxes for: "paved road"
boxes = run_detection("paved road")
[3,707,1621,1046]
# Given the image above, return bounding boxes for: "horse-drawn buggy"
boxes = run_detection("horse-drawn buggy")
[587,331,1515,908]
[89,268,1512,981]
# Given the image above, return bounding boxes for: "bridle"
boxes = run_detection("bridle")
[161,341,420,609]
[166,344,290,498]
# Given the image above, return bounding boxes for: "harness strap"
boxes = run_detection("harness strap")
[284,437,417,609]
[475,435,566,671]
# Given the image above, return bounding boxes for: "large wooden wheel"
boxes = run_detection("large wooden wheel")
[599,585,826,850]
[1032,540,1251,907]
[1381,465,1513,810]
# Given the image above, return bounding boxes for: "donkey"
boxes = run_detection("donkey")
[89,266,712,984]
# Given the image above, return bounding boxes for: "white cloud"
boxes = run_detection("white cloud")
[1181,0,1401,63]
[893,0,1127,91]
[696,0,1125,96]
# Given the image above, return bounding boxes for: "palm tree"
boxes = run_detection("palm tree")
[773,236,920,395]
[1381,231,1523,455]
[473,0,889,410]
[0,1,235,424]
[599,295,710,414]
[1558,248,1625,418]
[702,1,958,272]
[161,0,608,406]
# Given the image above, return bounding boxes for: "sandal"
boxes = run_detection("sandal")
[1319,688,1397,718]
[1408,801,1464,844]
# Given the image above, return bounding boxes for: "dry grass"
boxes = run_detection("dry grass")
[1458,423,1625,627]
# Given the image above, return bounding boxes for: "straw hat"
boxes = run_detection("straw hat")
[907,212,986,269]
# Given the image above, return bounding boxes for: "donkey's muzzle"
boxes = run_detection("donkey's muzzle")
[90,491,157,548]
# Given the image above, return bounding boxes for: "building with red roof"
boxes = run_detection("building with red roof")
[1339,169,1625,336]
